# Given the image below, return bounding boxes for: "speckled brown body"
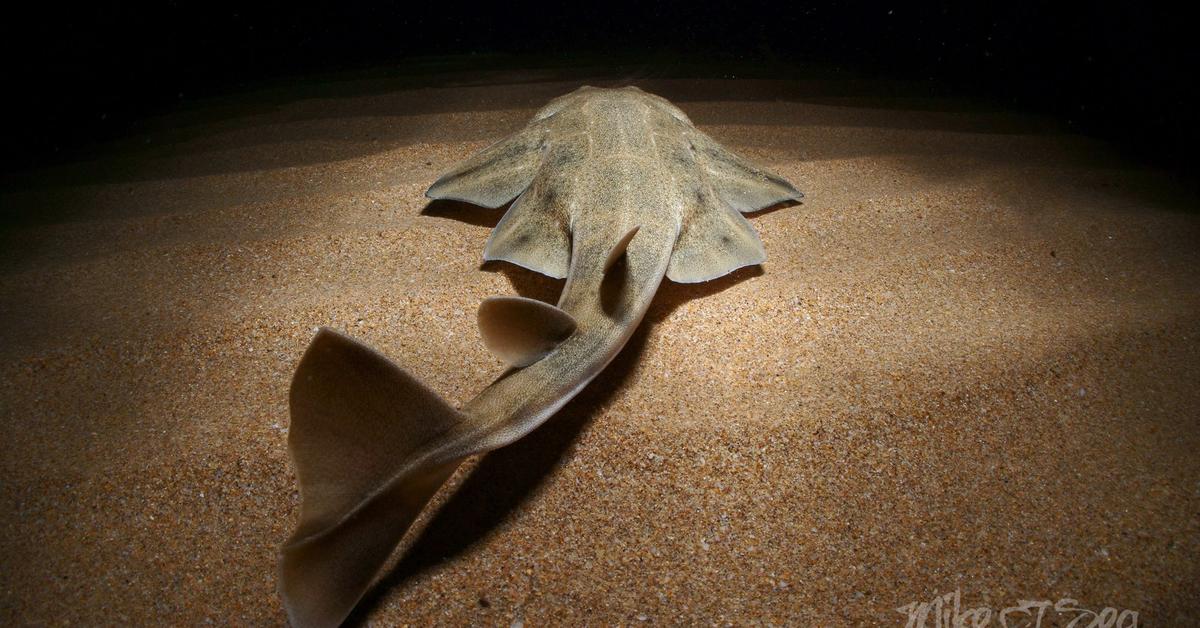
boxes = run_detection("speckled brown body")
[463,87,718,449]
[280,86,802,627]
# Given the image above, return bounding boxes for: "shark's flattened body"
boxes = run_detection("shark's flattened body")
[280,86,803,627]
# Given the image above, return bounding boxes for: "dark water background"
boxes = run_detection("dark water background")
[1,1,1194,177]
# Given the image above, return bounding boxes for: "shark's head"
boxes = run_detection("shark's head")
[534,85,691,125]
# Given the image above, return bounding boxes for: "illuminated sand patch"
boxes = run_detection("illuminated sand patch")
[2,77,1197,624]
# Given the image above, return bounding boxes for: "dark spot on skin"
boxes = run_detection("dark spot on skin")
[478,597,491,608]
[1050,250,1056,257]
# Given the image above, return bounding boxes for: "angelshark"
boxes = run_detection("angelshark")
[279,86,803,627]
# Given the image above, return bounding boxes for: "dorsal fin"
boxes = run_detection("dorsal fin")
[478,296,577,367]
[667,186,767,283]
[691,131,804,213]
[483,183,571,279]
[425,122,547,208]
[604,225,641,272]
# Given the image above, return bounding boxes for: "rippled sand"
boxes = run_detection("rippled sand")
[2,70,1198,624]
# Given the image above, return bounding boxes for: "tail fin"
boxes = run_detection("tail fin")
[280,328,467,628]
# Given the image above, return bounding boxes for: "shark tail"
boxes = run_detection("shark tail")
[279,328,467,628]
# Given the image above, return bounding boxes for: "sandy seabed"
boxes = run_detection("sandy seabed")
[1,72,1198,625]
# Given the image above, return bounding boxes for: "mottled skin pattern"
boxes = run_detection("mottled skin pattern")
[279,86,803,627]
[467,87,695,449]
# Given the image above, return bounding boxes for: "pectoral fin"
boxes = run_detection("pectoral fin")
[425,122,547,208]
[667,187,767,283]
[692,132,804,213]
[478,296,577,367]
